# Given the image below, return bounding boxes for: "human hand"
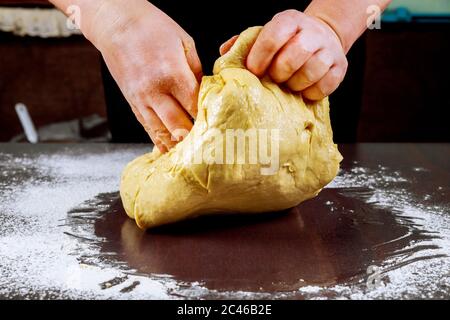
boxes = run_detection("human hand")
[88,0,202,152]
[220,9,347,100]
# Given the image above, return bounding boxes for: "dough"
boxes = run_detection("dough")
[120,27,342,230]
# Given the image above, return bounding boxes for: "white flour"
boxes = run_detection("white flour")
[0,146,448,299]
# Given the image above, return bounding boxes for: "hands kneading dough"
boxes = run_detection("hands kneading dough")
[120,27,342,230]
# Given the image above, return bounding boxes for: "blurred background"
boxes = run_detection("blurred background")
[0,0,449,144]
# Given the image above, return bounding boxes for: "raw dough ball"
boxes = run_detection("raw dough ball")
[120,27,342,229]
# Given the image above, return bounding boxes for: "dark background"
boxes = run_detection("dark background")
[0,0,449,143]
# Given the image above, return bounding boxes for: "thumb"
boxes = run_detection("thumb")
[219,35,239,56]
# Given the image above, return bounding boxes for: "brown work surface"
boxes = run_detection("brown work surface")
[0,143,449,299]
[92,144,450,295]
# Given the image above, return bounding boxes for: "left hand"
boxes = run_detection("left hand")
[220,9,348,100]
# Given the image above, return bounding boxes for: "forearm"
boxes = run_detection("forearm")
[305,0,391,52]
[48,0,155,48]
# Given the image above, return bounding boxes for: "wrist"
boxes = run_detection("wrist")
[86,0,154,50]
[304,8,350,53]
[52,0,154,50]
[49,0,108,44]
[305,0,392,53]
[308,14,346,52]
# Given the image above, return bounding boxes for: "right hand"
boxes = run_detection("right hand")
[87,0,202,152]
[220,10,348,101]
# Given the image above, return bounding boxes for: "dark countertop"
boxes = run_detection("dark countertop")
[0,143,449,299]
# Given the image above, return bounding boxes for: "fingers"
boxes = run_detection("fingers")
[247,11,301,77]
[170,64,200,120]
[135,93,194,153]
[302,64,347,100]
[165,39,202,120]
[150,94,193,142]
[183,37,203,82]
[133,104,171,152]
[219,35,239,55]
[268,30,319,83]
[286,49,334,92]
[241,9,348,100]
[130,41,200,153]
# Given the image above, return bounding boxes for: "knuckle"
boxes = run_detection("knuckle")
[170,71,185,87]
[127,78,153,102]
[162,108,178,124]
[296,39,315,55]
[341,58,349,73]
[260,34,278,53]
[288,72,310,91]
[277,56,296,75]
[276,9,300,20]
[329,69,342,82]
[337,70,346,84]
[287,80,302,92]
[303,66,319,82]
[318,52,334,68]
[142,122,154,135]
[304,86,325,100]
[183,35,196,52]
[315,22,329,35]
[321,74,340,96]
[173,73,196,98]
[142,59,181,91]
[322,82,335,96]
[158,59,178,78]
[125,84,144,103]
[268,68,280,83]
[184,35,195,46]
[323,87,336,98]
[186,35,195,49]
[333,61,348,83]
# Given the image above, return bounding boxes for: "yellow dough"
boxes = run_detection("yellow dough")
[120,27,342,230]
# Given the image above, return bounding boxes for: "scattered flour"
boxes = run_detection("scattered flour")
[0,146,449,299]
